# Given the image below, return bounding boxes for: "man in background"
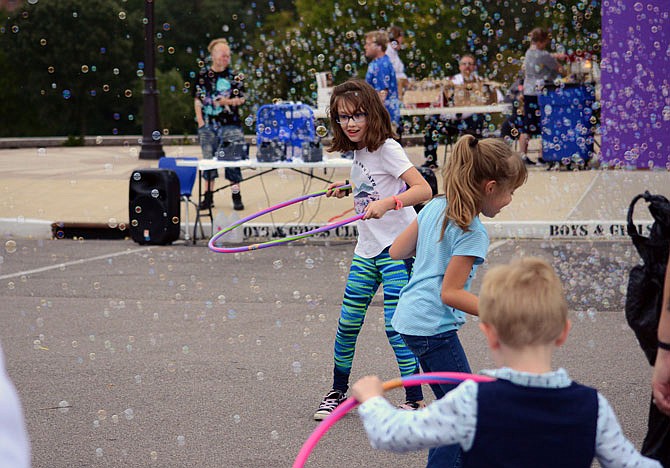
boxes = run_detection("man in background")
[423,54,502,169]
[364,30,400,135]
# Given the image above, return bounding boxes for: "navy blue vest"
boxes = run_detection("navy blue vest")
[463,378,598,468]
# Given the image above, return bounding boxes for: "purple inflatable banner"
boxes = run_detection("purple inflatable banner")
[601,0,670,169]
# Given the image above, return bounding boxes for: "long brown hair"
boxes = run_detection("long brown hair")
[441,134,527,237]
[327,78,396,153]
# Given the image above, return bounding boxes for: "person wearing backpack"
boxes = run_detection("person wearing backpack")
[625,191,670,466]
[649,251,670,466]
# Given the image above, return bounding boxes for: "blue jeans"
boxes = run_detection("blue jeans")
[197,124,243,183]
[401,330,471,468]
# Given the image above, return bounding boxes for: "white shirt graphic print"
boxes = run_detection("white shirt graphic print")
[351,138,417,258]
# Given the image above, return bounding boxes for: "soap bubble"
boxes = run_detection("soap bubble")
[5,240,17,254]
[58,400,70,413]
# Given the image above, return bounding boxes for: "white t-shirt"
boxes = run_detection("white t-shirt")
[0,344,30,468]
[351,138,416,258]
[385,44,407,80]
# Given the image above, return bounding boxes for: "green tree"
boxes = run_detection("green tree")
[135,68,195,136]
[0,0,600,137]
[1,0,143,136]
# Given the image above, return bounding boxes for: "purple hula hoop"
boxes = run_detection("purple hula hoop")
[292,372,495,468]
[208,185,362,253]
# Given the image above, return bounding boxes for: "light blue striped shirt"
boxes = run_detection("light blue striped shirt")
[391,197,489,336]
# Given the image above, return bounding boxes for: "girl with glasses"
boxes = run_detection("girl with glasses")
[313,79,432,421]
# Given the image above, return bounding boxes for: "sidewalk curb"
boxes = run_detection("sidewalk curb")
[1,218,652,242]
[0,218,53,239]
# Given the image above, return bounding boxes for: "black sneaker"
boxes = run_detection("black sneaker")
[522,155,537,165]
[232,192,244,211]
[398,400,426,410]
[314,389,346,421]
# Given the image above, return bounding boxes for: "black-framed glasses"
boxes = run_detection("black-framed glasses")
[335,112,368,125]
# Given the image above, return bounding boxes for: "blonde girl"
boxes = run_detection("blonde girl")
[389,134,527,467]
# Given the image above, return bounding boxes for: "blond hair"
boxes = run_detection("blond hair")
[365,30,388,49]
[441,134,527,235]
[479,257,568,348]
[207,38,229,53]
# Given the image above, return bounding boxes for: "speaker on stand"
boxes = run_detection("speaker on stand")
[129,169,181,245]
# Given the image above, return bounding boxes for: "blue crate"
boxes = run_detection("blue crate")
[539,84,596,165]
[256,103,317,160]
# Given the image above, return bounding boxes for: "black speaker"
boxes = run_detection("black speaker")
[129,169,181,245]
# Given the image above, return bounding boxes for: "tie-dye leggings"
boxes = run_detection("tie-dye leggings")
[331,249,423,402]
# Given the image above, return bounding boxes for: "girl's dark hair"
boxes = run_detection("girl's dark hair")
[388,25,404,40]
[529,27,550,44]
[327,78,396,153]
[441,134,527,236]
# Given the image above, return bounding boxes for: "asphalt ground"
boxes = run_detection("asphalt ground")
[0,237,653,467]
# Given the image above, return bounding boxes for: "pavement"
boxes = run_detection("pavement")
[0,139,667,467]
[0,238,658,467]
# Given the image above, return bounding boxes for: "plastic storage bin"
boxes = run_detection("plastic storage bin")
[539,84,596,166]
[256,102,322,162]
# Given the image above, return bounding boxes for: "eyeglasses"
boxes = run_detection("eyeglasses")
[335,112,368,125]
[460,61,475,66]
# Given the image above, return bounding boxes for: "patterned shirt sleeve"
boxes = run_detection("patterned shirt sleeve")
[357,380,478,452]
[594,393,661,467]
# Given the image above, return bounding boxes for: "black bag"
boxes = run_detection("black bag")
[625,191,670,365]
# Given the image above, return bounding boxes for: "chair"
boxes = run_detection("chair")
[158,157,199,241]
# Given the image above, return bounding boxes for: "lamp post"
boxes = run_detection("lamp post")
[139,0,165,160]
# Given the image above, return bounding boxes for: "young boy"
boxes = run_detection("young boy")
[352,257,660,467]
